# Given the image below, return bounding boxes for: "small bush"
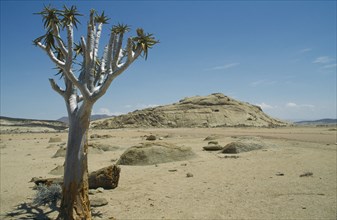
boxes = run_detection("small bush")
[33,184,62,206]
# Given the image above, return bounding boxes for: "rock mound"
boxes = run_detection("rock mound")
[117,142,196,166]
[92,93,287,129]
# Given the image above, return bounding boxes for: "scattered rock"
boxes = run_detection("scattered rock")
[299,172,313,177]
[90,143,119,152]
[203,140,224,151]
[89,189,97,195]
[90,134,113,139]
[186,172,193,178]
[117,142,196,166]
[57,142,66,147]
[98,145,120,152]
[223,155,239,159]
[49,165,64,175]
[49,137,62,143]
[89,187,105,195]
[90,134,100,139]
[146,135,157,141]
[46,144,56,148]
[221,142,264,154]
[168,169,177,172]
[97,187,104,193]
[88,143,104,154]
[90,198,108,207]
[203,145,223,151]
[52,147,66,158]
[275,172,284,176]
[204,135,218,141]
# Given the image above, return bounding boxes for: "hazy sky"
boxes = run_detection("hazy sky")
[1,1,336,121]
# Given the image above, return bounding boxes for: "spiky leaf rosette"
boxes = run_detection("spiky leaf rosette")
[61,5,82,29]
[133,28,159,60]
[95,11,110,24]
[34,5,61,30]
[112,23,131,34]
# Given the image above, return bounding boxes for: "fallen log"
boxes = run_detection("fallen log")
[30,165,121,189]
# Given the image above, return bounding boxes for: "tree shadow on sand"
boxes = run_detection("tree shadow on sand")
[5,202,104,219]
[5,200,107,220]
[5,202,59,220]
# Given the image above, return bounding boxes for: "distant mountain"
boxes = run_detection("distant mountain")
[295,118,337,125]
[57,114,113,124]
[92,93,288,129]
[0,116,68,131]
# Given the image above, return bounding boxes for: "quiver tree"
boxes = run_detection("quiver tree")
[34,5,158,219]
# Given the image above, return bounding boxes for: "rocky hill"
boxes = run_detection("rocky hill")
[58,114,113,124]
[92,93,288,129]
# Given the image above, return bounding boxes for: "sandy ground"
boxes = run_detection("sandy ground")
[0,126,336,219]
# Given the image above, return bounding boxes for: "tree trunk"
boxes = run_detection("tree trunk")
[57,106,92,220]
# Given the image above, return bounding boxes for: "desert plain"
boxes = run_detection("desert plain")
[0,125,336,219]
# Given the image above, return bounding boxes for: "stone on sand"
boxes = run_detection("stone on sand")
[221,141,264,154]
[90,197,108,207]
[49,165,64,175]
[48,137,62,143]
[52,147,66,158]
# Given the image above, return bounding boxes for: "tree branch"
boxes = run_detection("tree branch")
[111,34,119,71]
[64,69,91,101]
[62,24,91,101]
[80,36,87,58]
[112,33,124,71]
[77,95,84,103]
[49,78,65,97]
[91,39,142,101]
[93,23,103,64]
[105,32,116,71]
[86,11,95,69]
[37,42,66,69]
[52,23,68,57]
[66,24,74,68]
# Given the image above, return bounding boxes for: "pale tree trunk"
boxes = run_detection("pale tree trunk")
[35,7,156,219]
[57,102,93,220]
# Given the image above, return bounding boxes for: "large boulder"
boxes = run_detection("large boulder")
[117,142,196,166]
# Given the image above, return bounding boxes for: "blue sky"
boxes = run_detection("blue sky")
[1,0,336,121]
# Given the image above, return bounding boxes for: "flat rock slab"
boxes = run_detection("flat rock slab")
[203,145,224,151]
[90,198,108,207]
